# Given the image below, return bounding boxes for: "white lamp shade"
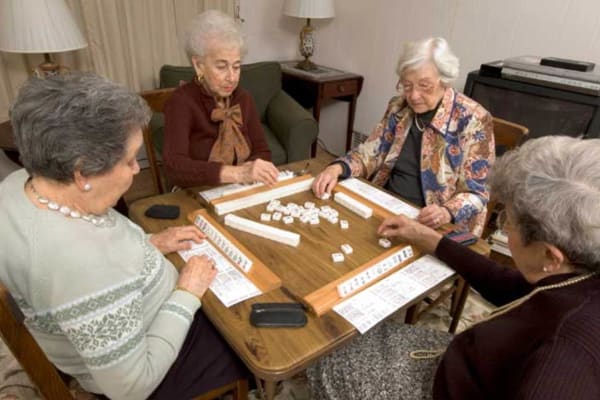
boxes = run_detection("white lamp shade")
[283,0,335,19]
[0,0,87,54]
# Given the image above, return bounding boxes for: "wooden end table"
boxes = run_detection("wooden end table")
[281,62,364,157]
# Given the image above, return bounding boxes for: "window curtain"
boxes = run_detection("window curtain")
[0,0,236,120]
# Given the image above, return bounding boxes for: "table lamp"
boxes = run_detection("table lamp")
[0,0,88,77]
[283,0,335,71]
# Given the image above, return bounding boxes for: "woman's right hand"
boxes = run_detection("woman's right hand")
[239,159,279,185]
[176,255,218,300]
[377,214,443,254]
[312,164,343,198]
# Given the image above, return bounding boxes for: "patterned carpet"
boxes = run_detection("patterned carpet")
[0,289,494,399]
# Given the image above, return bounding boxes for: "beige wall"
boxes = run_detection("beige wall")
[241,0,600,154]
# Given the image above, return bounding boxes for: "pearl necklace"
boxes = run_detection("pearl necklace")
[482,272,596,322]
[28,179,115,227]
[414,115,425,132]
[409,272,596,360]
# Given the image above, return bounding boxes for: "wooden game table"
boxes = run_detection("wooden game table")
[129,158,490,399]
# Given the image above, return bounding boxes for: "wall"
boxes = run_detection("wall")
[241,0,600,155]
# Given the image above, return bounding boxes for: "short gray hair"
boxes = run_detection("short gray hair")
[10,72,150,182]
[396,37,459,86]
[490,136,600,271]
[184,10,245,62]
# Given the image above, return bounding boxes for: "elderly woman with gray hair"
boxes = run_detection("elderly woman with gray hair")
[309,136,600,399]
[0,72,247,399]
[163,9,279,188]
[313,37,495,236]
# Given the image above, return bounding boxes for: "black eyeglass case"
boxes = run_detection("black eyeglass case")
[250,302,307,328]
[144,204,180,219]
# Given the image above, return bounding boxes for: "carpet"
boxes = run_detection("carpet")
[0,289,493,399]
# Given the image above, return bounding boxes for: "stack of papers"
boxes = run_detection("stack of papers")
[489,230,511,256]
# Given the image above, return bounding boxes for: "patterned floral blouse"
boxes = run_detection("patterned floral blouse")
[339,87,495,236]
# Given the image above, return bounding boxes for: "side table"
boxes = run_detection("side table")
[281,62,363,157]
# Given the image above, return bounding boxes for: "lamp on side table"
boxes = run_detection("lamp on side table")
[0,0,87,77]
[283,0,335,71]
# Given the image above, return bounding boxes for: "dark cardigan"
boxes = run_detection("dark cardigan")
[163,82,272,187]
[433,237,600,399]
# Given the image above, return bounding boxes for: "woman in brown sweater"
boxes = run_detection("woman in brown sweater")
[163,10,278,187]
[308,136,600,399]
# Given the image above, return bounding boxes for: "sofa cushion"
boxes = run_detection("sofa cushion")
[238,62,282,122]
[262,124,286,165]
[159,62,282,122]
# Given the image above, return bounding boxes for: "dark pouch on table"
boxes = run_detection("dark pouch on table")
[250,303,307,328]
[144,204,180,219]
[445,230,478,246]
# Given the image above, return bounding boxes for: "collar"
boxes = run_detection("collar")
[535,272,586,287]
[408,87,455,136]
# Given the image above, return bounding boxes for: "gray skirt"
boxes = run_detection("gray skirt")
[307,320,453,400]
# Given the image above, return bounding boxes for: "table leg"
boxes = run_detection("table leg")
[254,376,279,400]
[311,97,324,158]
[346,95,358,152]
[449,280,470,333]
[264,380,277,400]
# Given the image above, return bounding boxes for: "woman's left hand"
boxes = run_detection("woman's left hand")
[417,205,452,229]
[150,226,205,254]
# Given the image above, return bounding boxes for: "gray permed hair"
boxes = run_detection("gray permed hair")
[489,136,600,271]
[396,37,459,87]
[184,10,245,62]
[10,72,150,182]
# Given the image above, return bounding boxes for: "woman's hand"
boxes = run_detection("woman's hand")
[176,255,218,300]
[239,159,279,185]
[377,214,443,254]
[417,204,452,229]
[312,164,344,198]
[150,226,205,254]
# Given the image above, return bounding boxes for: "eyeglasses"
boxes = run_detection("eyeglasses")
[397,79,439,94]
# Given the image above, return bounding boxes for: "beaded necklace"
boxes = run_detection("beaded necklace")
[410,272,596,360]
[28,179,115,227]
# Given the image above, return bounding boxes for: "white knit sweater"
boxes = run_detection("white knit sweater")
[0,169,201,399]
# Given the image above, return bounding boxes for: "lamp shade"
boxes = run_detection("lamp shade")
[283,0,335,19]
[0,0,87,54]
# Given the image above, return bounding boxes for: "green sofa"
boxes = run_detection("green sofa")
[154,62,318,165]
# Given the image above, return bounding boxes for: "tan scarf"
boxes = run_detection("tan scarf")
[207,96,251,165]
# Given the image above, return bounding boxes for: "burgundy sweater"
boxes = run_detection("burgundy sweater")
[163,82,272,187]
[434,237,600,399]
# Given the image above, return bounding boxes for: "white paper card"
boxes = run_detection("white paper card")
[333,255,454,333]
[178,241,261,307]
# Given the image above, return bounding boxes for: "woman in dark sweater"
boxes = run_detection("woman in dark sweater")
[308,136,600,399]
[163,10,278,187]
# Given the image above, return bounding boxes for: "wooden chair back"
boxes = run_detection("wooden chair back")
[0,282,73,399]
[485,117,530,228]
[492,116,530,157]
[140,88,176,194]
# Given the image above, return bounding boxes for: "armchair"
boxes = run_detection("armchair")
[157,62,318,166]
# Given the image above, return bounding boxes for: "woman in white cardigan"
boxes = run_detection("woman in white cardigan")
[0,72,247,399]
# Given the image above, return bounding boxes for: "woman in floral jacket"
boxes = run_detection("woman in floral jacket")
[313,37,494,236]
